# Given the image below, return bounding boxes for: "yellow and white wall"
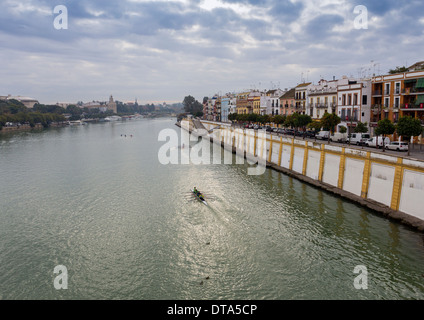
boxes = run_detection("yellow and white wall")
[199,120,424,227]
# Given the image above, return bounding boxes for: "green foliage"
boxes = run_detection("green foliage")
[396,116,423,140]
[273,115,286,125]
[388,66,409,74]
[183,95,203,115]
[228,113,237,121]
[320,113,341,133]
[307,120,322,132]
[375,119,396,136]
[354,122,368,133]
[339,126,347,134]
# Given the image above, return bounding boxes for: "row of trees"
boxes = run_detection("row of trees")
[0,100,67,130]
[228,111,423,148]
[0,112,66,129]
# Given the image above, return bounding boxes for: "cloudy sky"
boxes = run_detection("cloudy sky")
[1,0,423,104]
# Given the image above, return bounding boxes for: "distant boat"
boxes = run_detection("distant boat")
[104,116,122,122]
[68,120,83,126]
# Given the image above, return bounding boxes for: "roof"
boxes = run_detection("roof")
[408,61,424,70]
[295,82,312,88]
[280,88,296,99]
[7,96,38,102]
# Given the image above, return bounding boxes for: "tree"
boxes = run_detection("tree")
[273,115,286,126]
[307,120,322,132]
[375,119,396,151]
[320,113,341,143]
[388,66,409,74]
[339,126,347,134]
[297,114,312,139]
[228,113,237,122]
[354,122,368,133]
[247,113,258,123]
[396,116,423,156]
[183,95,203,115]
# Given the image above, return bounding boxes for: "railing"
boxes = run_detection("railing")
[314,103,329,108]
[372,90,382,96]
[402,87,424,94]
[400,103,424,109]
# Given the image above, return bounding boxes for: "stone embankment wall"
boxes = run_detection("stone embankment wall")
[197,120,424,232]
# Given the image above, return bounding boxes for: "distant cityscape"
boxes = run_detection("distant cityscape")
[0,94,184,115]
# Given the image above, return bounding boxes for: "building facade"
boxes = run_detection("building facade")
[294,83,311,115]
[337,78,372,134]
[280,88,296,116]
[307,79,339,120]
[371,70,424,128]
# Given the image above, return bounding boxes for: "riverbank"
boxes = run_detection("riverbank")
[178,119,424,232]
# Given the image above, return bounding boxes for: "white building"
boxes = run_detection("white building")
[307,79,340,120]
[266,89,286,115]
[4,95,39,108]
[336,78,372,134]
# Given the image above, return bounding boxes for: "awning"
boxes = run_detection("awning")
[415,95,424,105]
[416,78,424,88]
[404,79,417,84]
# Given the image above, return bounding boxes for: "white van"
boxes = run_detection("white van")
[348,133,371,145]
[365,136,391,148]
[316,131,330,140]
[330,132,348,143]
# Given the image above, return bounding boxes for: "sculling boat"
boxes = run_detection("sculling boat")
[192,189,208,206]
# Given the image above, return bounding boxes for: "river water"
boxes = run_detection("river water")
[0,118,423,300]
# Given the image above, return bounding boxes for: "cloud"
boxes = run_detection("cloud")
[0,0,423,103]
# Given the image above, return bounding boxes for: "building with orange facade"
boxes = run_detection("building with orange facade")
[371,69,424,128]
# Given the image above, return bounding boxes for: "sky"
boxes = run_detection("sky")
[0,0,423,104]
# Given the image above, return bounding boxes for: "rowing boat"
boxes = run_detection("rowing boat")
[191,189,208,206]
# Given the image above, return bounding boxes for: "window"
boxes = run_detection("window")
[348,94,352,106]
[362,95,368,105]
[395,82,401,95]
[342,95,346,106]
[385,83,390,95]
[353,94,358,106]
[384,97,390,108]
[394,97,400,108]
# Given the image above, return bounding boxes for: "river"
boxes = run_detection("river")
[0,118,423,300]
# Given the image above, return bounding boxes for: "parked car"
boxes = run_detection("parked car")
[365,136,391,148]
[265,126,273,132]
[276,128,285,135]
[285,129,295,136]
[304,130,316,138]
[330,132,348,143]
[316,131,330,140]
[348,133,371,145]
[385,141,409,151]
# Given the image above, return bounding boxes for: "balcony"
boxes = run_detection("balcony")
[342,115,359,123]
[400,103,424,110]
[372,90,382,96]
[315,103,329,109]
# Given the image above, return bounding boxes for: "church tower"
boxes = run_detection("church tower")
[108,95,117,114]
